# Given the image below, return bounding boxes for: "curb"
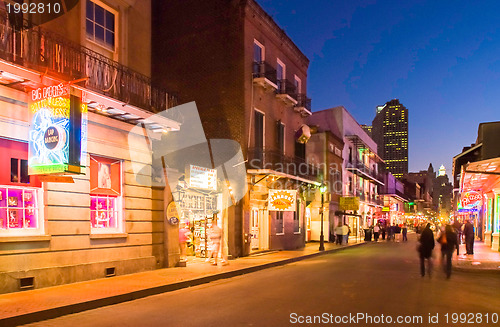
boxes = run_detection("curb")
[0,242,366,326]
[453,266,500,275]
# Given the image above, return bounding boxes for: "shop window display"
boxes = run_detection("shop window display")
[0,186,39,232]
[89,155,122,234]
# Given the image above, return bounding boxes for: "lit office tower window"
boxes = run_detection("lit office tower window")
[371,99,408,178]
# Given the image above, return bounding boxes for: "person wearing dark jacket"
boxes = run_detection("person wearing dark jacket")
[418,223,435,277]
[463,220,475,255]
[438,224,459,279]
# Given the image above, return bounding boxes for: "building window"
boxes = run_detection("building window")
[253,40,264,62]
[86,0,115,49]
[294,75,302,94]
[276,59,285,91]
[276,121,285,154]
[254,110,264,149]
[295,141,305,160]
[0,186,42,234]
[90,155,123,234]
[275,211,284,234]
[11,158,29,183]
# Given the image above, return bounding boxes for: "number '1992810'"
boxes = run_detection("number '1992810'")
[6,2,61,14]
[444,313,498,324]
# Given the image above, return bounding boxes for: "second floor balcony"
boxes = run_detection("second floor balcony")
[276,79,298,106]
[0,14,177,113]
[252,61,278,91]
[294,94,312,117]
[346,160,384,186]
[247,147,319,183]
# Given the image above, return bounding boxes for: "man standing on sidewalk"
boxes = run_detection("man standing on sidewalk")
[335,222,344,245]
[463,220,475,255]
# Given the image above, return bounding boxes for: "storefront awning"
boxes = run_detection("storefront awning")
[460,157,500,193]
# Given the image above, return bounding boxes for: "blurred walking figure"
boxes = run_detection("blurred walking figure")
[373,224,380,242]
[387,223,393,241]
[335,222,344,245]
[343,223,350,244]
[453,220,462,255]
[402,224,408,242]
[418,223,435,277]
[463,220,475,255]
[207,214,222,265]
[381,224,386,240]
[438,224,458,279]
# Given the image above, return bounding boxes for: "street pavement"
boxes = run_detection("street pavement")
[17,234,500,327]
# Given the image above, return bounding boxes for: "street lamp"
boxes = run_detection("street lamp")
[319,183,328,251]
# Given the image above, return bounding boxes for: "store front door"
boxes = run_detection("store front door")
[250,208,269,252]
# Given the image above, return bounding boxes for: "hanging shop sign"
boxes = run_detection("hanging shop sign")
[28,83,88,175]
[166,201,180,225]
[339,196,360,211]
[189,165,217,190]
[460,191,483,210]
[268,189,296,211]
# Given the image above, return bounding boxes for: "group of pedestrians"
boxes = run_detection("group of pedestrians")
[418,220,475,279]
[370,223,408,242]
[332,222,351,245]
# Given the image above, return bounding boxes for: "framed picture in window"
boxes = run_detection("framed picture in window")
[8,196,18,207]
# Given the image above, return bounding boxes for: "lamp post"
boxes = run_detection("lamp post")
[319,183,328,251]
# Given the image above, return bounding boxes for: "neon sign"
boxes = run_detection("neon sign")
[460,191,482,209]
[28,85,87,175]
[268,190,296,211]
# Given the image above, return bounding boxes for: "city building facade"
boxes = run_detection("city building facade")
[152,0,318,260]
[308,107,384,238]
[371,99,408,178]
[453,121,500,252]
[0,1,178,293]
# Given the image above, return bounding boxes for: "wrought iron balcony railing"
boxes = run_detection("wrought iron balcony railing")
[252,61,278,85]
[0,14,177,112]
[276,79,297,101]
[247,147,319,182]
[295,94,312,110]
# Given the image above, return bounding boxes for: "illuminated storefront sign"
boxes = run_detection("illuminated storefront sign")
[268,190,296,211]
[339,196,360,211]
[189,165,217,190]
[28,83,87,175]
[460,191,482,210]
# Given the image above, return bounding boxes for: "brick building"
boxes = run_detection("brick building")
[152,0,318,258]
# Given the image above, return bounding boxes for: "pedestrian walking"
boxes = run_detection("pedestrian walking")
[418,223,435,277]
[387,223,393,241]
[463,220,475,255]
[373,224,380,242]
[207,214,222,265]
[453,219,462,255]
[178,220,191,262]
[438,224,458,279]
[402,224,408,242]
[343,223,350,244]
[335,222,343,245]
[381,224,386,240]
[329,222,336,243]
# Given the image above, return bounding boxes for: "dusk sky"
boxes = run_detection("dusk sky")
[257,0,499,175]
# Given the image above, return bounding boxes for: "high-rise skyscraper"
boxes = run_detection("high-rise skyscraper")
[372,99,408,178]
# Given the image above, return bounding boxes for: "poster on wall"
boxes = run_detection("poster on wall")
[28,83,87,175]
[268,189,297,211]
[460,191,483,210]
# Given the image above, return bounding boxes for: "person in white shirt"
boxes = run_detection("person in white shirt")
[373,223,380,242]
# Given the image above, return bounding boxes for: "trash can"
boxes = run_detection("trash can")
[364,229,372,241]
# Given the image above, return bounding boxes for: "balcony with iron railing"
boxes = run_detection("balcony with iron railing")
[294,93,312,116]
[346,160,384,185]
[276,79,298,106]
[247,147,319,182]
[0,14,177,112]
[252,61,278,90]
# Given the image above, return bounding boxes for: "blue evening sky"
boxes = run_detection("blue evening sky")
[256,0,500,174]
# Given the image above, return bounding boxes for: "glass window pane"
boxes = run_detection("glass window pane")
[10,158,18,183]
[105,11,114,31]
[8,209,21,228]
[86,19,94,36]
[105,30,114,47]
[20,160,29,183]
[86,0,94,20]
[253,43,262,62]
[7,189,21,207]
[94,4,105,26]
[0,188,6,207]
[95,25,105,42]
[0,208,6,229]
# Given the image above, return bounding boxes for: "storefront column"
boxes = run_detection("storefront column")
[163,183,180,267]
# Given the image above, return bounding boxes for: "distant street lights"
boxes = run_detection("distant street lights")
[319,183,328,251]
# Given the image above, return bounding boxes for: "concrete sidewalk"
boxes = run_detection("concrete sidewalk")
[0,240,365,326]
[454,240,500,272]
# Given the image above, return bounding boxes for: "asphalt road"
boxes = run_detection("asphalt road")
[26,236,500,327]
